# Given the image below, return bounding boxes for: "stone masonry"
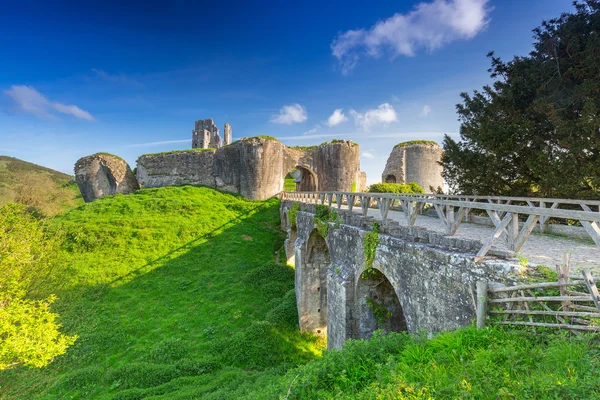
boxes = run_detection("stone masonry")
[281,200,520,349]
[192,118,232,149]
[74,153,140,202]
[136,138,366,200]
[382,141,444,192]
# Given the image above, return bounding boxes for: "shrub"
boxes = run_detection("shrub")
[368,182,424,194]
[288,203,300,230]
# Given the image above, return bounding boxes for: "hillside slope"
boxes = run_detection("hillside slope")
[0,156,83,215]
[0,186,322,399]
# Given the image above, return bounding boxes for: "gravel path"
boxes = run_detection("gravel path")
[348,206,600,273]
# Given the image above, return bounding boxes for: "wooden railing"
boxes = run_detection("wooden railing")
[282,191,600,261]
[477,263,600,332]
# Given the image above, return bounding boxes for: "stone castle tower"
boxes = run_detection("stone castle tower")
[192,119,232,149]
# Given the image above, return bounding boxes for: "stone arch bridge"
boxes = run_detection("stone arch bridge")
[281,192,600,349]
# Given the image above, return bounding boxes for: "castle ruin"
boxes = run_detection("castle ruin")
[192,119,232,149]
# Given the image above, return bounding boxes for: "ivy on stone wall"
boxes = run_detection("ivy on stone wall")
[288,203,300,231]
[365,298,392,324]
[314,204,342,239]
[361,221,380,279]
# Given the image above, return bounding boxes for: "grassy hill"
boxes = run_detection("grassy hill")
[0,156,83,216]
[0,186,322,399]
[1,185,599,399]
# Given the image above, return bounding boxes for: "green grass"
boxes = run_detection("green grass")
[0,156,83,216]
[0,186,322,399]
[394,140,439,148]
[139,148,216,158]
[246,326,600,399]
[3,185,600,399]
[284,178,297,192]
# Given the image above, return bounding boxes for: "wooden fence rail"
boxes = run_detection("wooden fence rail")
[477,269,600,332]
[282,191,600,261]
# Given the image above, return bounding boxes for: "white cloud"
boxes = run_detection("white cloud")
[362,152,374,159]
[271,103,308,124]
[91,68,143,87]
[350,103,398,130]
[419,104,432,117]
[331,0,490,73]
[327,108,348,127]
[303,124,321,135]
[4,85,95,121]
[125,139,191,148]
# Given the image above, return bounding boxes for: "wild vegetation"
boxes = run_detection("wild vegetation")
[0,156,83,216]
[2,184,599,398]
[368,182,424,194]
[443,1,600,199]
[0,186,323,399]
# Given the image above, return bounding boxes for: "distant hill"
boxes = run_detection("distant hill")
[0,156,83,216]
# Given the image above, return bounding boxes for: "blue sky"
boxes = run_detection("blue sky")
[0,0,574,184]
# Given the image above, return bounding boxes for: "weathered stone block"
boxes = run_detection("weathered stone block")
[74,153,139,202]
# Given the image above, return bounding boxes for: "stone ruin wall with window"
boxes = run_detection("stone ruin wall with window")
[135,138,366,200]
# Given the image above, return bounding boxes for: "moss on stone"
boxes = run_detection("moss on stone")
[140,148,216,158]
[320,139,357,146]
[94,152,126,161]
[394,140,439,148]
[244,136,280,142]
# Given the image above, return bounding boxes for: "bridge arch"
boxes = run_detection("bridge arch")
[297,229,329,334]
[353,268,407,339]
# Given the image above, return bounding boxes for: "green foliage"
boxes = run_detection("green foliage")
[442,1,600,199]
[0,187,322,399]
[365,298,391,324]
[361,221,380,279]
[394,140,439,148]
[288,202,300,230]
[314,204,342,238]
[140,148,216,158]
[94,152,126,161]
[289,145,318,152]
[0,204,77,370]
[351,181,357,192]
[368,182,424,194]
[244,136,279,142]
[0,156,83,216]
[249,325,600,399]
[284,178,297,191]
[320,139,357,146]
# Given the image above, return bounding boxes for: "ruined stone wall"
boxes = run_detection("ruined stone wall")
[136,150,216,188]
[79,138,366,202]
[282,200,520,349]
[382,142,444,191]
[74,153,139,202]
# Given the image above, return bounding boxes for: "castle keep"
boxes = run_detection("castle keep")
[192,118,232,149]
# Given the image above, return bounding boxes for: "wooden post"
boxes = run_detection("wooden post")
[557,253,570,311]
[476,281,488,329]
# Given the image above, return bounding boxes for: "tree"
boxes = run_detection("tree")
[442,0,600,199]
[0,204,76,370]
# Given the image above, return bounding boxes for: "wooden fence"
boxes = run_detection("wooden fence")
[477,262,600,332]
[282,191,600,261]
